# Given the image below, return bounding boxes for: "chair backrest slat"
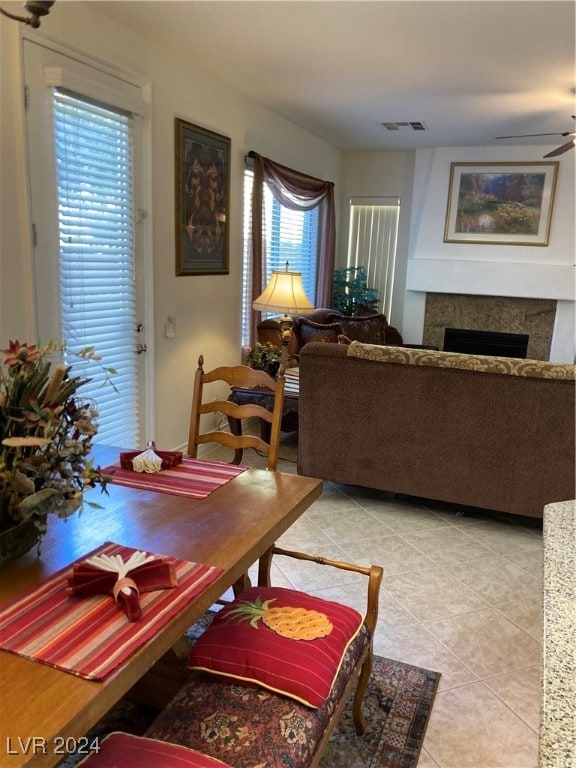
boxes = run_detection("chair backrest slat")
[188,355,285,471]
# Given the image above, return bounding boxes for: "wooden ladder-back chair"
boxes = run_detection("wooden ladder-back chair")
[188,355,285,471]
[257,545,384,739]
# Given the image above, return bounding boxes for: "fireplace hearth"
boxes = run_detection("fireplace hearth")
[443,327,529,358]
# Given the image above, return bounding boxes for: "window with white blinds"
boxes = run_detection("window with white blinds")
[53,90,139,447]
[241,168,319,347]
[347,197,400,320]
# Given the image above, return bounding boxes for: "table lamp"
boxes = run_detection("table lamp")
[253,262,314,365]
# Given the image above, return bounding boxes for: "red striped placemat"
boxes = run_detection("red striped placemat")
[102,457,246,498]
[0,542,224,680]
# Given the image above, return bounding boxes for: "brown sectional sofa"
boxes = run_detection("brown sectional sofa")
[298,341,575,520]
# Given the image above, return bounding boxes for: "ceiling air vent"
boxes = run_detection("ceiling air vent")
[381,121,427,131]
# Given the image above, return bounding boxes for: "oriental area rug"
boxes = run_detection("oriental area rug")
[319,654,440,768]
[62,654,439,768]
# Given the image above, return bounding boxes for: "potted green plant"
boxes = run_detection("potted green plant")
[332,266,379,316]
[246,343,281,377]
[0,340,112,564]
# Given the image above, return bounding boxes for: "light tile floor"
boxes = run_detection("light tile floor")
[207,433,543,768]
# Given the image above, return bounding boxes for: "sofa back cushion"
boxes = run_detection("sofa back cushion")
[347,340,576,380]
[295,317,343,346]
[326,312,388,345]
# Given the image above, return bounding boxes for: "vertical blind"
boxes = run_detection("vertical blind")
[347,198,400,320]
[53,89,139,447]
[241,168,319,347]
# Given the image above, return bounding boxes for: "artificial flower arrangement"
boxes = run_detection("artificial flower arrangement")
[0,340,112,556]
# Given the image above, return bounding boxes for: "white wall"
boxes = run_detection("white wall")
[339,151,415,331]
[0,4,340,449]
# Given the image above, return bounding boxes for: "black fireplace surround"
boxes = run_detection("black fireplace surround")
[443,328,529,358]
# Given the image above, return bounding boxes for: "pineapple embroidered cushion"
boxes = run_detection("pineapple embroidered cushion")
[187,586,363,708]
[76,732,233,767]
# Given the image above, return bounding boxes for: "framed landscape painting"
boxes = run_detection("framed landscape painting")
[444,162,558,246]
[175,119,230,275]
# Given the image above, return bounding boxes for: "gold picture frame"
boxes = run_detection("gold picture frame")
[444,162,558,246]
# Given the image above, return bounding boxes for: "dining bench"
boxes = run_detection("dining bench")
[143,545,384,768]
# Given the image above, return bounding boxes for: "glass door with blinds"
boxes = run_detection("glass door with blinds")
[23,39,151,447]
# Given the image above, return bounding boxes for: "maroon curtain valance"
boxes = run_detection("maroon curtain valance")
[248,151,336,345]
[249,151,335,210]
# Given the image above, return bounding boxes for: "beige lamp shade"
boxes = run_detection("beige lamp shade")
[252,269,314,314]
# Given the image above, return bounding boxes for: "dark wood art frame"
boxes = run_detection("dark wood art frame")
[175,119,231,275]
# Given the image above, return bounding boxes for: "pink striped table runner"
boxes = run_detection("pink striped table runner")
[0,542,224,680]
[102,457,246,498]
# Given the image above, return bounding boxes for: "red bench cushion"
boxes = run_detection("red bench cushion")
[187,586,362,707]
[76,732,233,767]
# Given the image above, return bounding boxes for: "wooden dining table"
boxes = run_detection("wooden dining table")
[0,446,323,768]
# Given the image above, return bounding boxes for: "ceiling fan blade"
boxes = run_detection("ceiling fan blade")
[497,117,576,143]
[543,138,576,158]
[495,132,565,139]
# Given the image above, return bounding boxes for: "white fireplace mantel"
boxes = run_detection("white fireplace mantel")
[402,259,575,363]
[406,259,575,301]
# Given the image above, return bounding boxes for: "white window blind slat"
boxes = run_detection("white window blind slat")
[54,89,139,447]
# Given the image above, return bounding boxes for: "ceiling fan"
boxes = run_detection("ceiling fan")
[495,115,575,158]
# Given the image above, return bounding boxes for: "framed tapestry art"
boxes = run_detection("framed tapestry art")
[444,162,558,246]
[175,119,231,275]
